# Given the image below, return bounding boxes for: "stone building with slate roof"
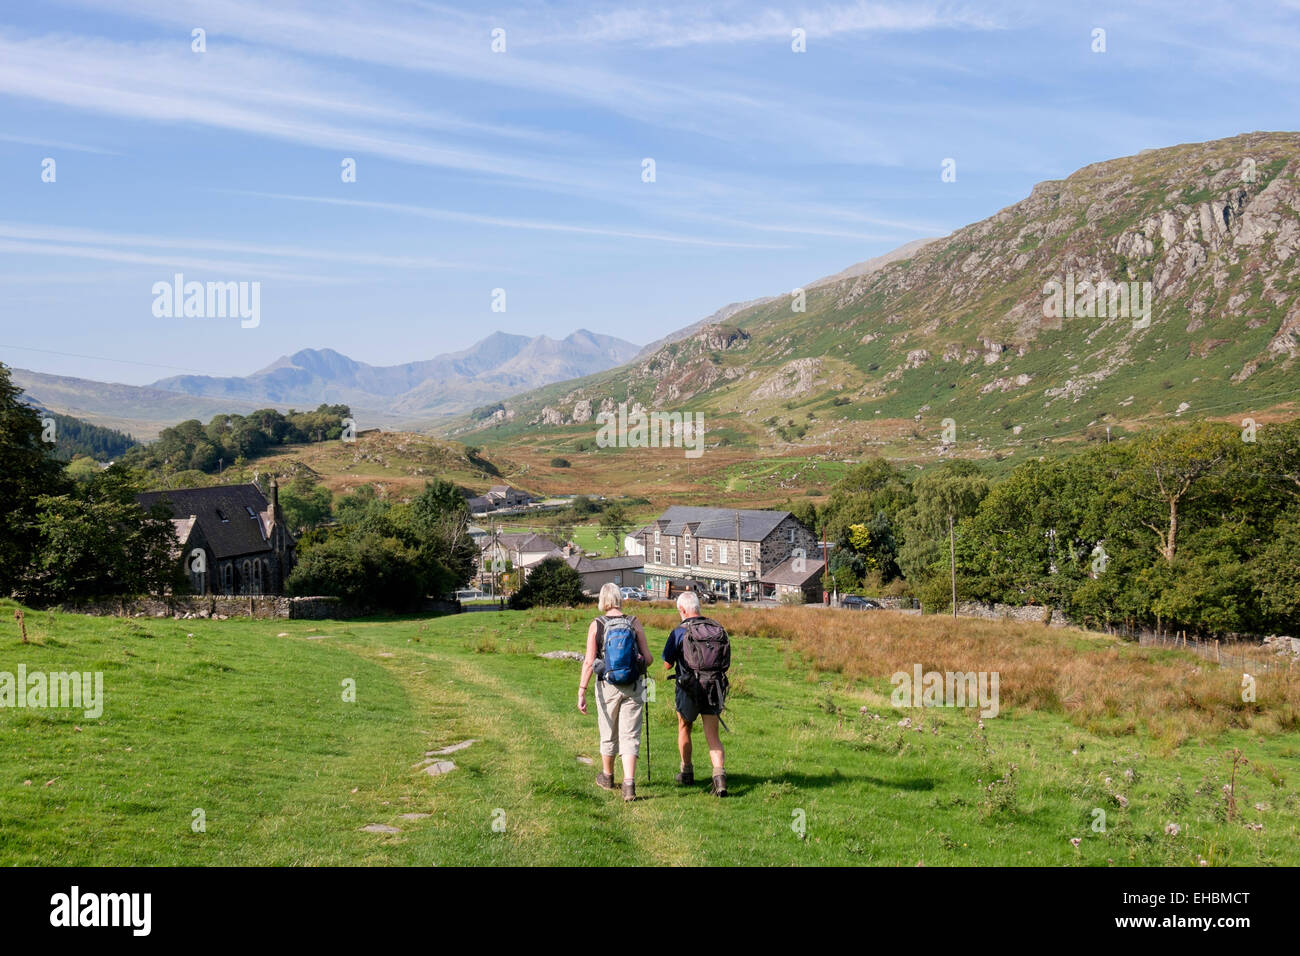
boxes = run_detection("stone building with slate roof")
[137,481,296,596]
[635,506,816,601]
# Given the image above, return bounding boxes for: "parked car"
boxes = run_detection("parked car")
[841,595,883,610]
[619,586,646,601]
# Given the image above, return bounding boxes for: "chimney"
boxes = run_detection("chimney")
[270,477,279,513]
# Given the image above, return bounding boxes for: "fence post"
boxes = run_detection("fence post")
[1215,640,1220,664]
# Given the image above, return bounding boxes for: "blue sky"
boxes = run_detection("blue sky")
[0,0,1297,385]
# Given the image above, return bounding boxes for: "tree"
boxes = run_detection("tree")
[598,503,630,554]
[20,466,183,604]
[286,530,426,610]
[552,520,576,548]
[787,498,817,534]
[1122,422,1237,563]
[407,479,477,595]
[508,556,586,609]
[279,472,333,533]
[0,363,69,595]
[819,457,913,558]
[896,459,989,586]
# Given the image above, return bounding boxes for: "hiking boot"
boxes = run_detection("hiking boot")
[675,767,695,786]
[622,781,637,802]
[710,772,728,797]
[595,772,616,790]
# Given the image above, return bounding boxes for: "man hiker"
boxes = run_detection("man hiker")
[662,590,730,797]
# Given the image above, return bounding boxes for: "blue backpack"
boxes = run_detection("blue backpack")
[598,615,641,685]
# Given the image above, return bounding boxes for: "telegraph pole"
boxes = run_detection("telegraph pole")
[735,511,742,603]
[949,512,957,619]
[821,526,829,606]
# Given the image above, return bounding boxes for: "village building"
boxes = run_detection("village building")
[562,553,645,595]
[137,481,296,596]
[479,532,561,581]
[759,554,827,603]
[635,506,818,601]
[465,485,535,515]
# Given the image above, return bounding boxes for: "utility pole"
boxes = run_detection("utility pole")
[949,512,957,619]
[735,511,742,604]
[821,526,829,606]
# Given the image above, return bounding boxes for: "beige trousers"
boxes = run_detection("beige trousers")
[595,677,645,757]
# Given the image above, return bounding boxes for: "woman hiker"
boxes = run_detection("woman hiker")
[578,582,654,801]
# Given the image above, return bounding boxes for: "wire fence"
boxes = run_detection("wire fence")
[1137,630,1295,674]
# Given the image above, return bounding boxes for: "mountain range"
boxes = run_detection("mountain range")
[14,132,1300,457]
[12,330,640,439]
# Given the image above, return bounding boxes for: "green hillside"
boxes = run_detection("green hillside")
[449,132,1300,464]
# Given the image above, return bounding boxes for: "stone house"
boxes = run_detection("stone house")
[635,506,817,601]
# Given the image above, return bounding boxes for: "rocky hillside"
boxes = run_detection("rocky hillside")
[451,132,1300,458]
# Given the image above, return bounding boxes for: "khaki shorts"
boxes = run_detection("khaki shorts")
[595,677,645,757]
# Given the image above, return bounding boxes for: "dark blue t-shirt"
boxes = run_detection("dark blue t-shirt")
[662,624,689,668]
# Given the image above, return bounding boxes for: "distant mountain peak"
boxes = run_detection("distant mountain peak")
[144,329,642,422]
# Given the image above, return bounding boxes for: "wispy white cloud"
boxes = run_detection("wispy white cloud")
[45,1,913,164]
[0,221,470,271]
[224,191,797,249]
[560,1,1002,48]
[0,28,589,189]
[0,132,121,154]
[0,235,345,281]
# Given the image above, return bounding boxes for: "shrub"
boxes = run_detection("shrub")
[508,557,588,609]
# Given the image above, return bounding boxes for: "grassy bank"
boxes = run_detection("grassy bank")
[1,600,1296,865]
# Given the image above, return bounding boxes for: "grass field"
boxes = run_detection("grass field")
[2,600,1297,866]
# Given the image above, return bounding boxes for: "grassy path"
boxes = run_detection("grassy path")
[2,601,1297,866]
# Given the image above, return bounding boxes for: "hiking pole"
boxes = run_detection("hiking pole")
[644,678,651,784]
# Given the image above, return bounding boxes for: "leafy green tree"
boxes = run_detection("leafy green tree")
[598,503,630,553]
[1119,422,1239,563]
[0,363,69,595]
[508,556,586,609]
[20,466,183,603]
[819,457,913,564]
[552,520,576,548]
[407,479,477,595]
[787,498,817,534]
[1254,516,1300,631]
[896,459,989,586]
[65,456,101,483]
[286,530,426,609]
[279,473,334,533]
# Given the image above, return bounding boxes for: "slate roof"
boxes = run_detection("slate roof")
[566,554,644,573]
[759,556,826,587]
[636,506,792,542]
[137,484,272,560]
[486,532,560,554]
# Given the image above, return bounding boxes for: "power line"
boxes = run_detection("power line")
[0,344,209,375]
